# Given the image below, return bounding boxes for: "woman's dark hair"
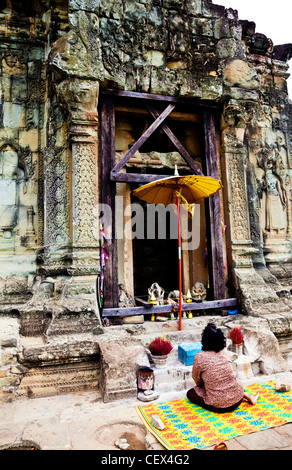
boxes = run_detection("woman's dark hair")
[201,323,226,352]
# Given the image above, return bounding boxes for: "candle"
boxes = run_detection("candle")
[149,291,156,304]
[186,289,192,303]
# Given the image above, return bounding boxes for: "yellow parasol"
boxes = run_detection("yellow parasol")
[133,171,222,330]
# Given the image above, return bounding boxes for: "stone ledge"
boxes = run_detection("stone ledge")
[258,311,292,337]
[18,333,100,367]
[18,361,99,399]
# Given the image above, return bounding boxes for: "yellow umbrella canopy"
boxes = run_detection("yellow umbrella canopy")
[133,174,222,206]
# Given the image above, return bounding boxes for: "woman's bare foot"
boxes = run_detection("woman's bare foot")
[275,383,291,392]
[243,391,260,405]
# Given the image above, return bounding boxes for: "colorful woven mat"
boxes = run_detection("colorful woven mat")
[135,381,292,450]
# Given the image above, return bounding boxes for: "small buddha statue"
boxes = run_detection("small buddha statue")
[148,282,165,305]
[191,282,207,302]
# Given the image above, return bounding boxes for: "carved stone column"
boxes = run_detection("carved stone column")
[56,78,100,275]
[222,143,259,263]
[221,105,258,271]
[33,77,103,337]
[220,105,280,314]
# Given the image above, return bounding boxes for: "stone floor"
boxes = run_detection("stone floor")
[1,371,292,452]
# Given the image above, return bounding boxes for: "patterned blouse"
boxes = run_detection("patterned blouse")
[192,348,244,408]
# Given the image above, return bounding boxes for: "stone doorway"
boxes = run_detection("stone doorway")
[100,89,226,315]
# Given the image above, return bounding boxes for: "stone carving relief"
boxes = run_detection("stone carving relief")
[18,145,37,185]
[256,148,287,238]
[223,101,257,130]
[50,10,103,81]
[0,144,37,250]
[263,161,286,232]
[44,144,70,249]
[56,78,99,123]
[228,152,251,242]
[0,146,19,246]
[249,33,273,57]
[73,142,98,246]
[223,104,249,128]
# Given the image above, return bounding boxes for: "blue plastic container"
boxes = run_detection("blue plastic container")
[178,342,202,366]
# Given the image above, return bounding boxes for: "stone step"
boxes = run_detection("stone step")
[148,346,194,394]
[146,345,263,396]
[134,315,231,349]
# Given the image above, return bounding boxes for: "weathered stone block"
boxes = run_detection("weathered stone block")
[146,50,165,67]
[223,59,259,89]
[213,18,230,39]
[0,254,36,276]
[3,103,25,128]
[0,317,20,346]
[10,364,27,374]
[236,429,288,450]
[216,38,245,59]
[230,24,242,41]
[99,335,150,402]
[69,0,100,12]
[185,0,202,17]
[10,76,27,103]
[0,338,17,348]
[20,334,100,367]
[202,1,225,18]
[0,352,18,366]
[19,129,40,152]
[228,87,259,101]
[190,17,213,37]
[150,67,179,96]
[100,0,123,19]
[168,13,189,33]
[20,312,51,337]
[163,0,185,11]
[178,71,203,98]
[241,324,287,374]
[146,23,169,51]
[123,2,147,24]
[148,6,164,27]
[0,376,20,388]
[201,76,223,100]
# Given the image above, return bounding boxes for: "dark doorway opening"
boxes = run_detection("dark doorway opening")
[131,199,179,297]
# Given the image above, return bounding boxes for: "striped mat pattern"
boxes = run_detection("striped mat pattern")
[135,381,292,450]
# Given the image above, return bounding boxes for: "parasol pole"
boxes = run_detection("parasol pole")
[176,190,182,331]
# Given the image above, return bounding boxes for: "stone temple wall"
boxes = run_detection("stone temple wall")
[0,0,291,401]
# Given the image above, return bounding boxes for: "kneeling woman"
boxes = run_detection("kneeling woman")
[187,323,259,413]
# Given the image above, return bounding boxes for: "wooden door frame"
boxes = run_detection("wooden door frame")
[99,88,226,312]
